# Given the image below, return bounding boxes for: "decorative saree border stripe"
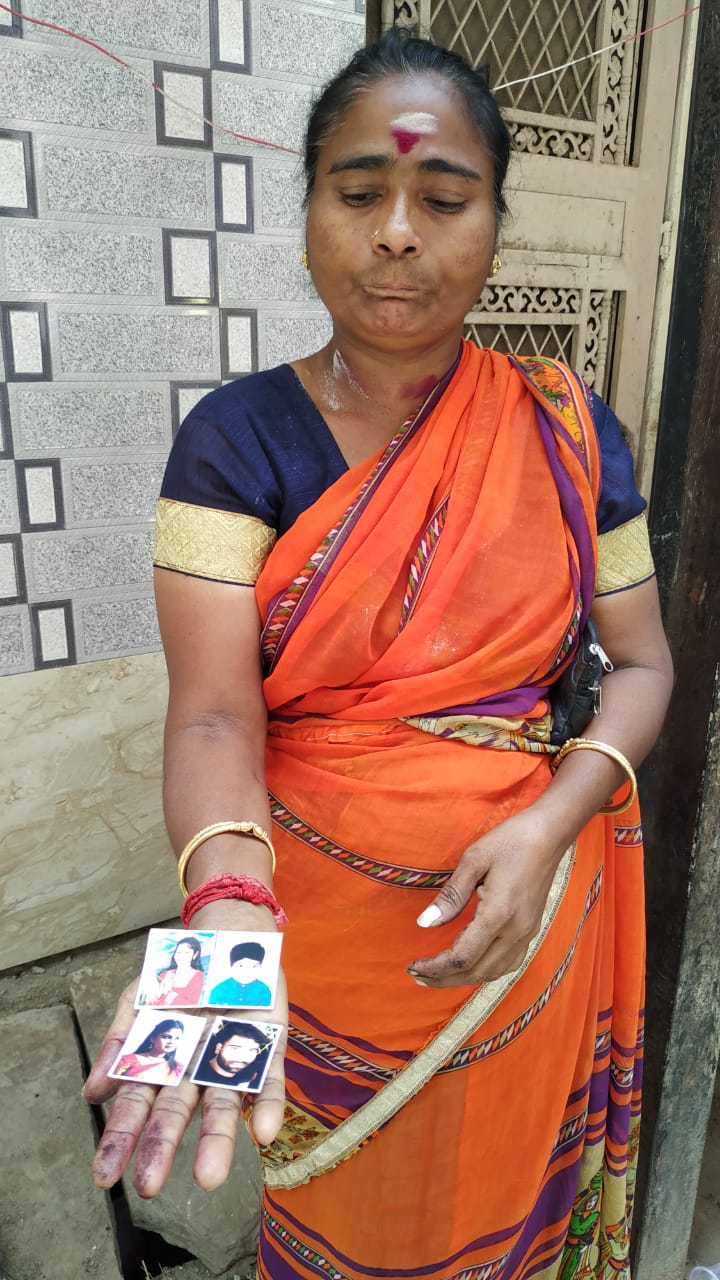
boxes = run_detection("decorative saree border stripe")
[400,494,449,628]
[614,823,643,846]
[263,845,575,1189]
[439,867,602,1074]
[512,356,593,482]
[270,796,451,889]
[263,1206,511,1280]
[289,1025,395,1084]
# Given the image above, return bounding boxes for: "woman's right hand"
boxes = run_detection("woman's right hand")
[84,905,288,1197]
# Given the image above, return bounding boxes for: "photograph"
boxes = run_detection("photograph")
[191,1019,282,1093]
[109,1009,207,1087]
[136,928,215,1009]
[205,931,282,1009]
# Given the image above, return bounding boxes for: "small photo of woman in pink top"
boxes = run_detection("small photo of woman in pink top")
[137,930,214,1009]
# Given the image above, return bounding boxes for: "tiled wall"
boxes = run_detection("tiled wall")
[0,0,365,676]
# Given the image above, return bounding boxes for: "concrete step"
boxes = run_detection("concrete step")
[0,1005,122,1280]
[70,951,262,1277]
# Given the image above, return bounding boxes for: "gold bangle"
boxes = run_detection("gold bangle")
[177,821,276,897]
[550,738,638,816]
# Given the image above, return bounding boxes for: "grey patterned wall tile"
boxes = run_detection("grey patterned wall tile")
[221,239,315,302]
[66,459,166,525]
[259,165,303,231]
[162,229,218,305]
[10,384,169,453]
[0,130,37,217]
[254,2,362,80]
[4,227,157,297]
[210,0,251,73]
[221,309,258,377]
[155,63,212,149]
[0,5,22,37]
[213,75,313,154]
[17,458,65,531]
[0,607,30,672]
[43,145,211,223]
[1,302,51,379]
[26,528,153,595]
[0,44,147,132]
[170,382,220,433]
[0,384,12,459]
[264,313,332,367]
[0,463,19,533]
[0,534,26,604]
[30,599,76,667]
[56,310,218,378]
[78,595,160,661]
[23,1,205,60]
[215,155,253,232]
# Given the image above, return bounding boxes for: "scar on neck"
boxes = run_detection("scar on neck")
[390,112,438,154]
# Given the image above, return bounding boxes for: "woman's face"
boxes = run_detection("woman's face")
[149,1027,182,1056]
[173,941,196,969]
[306,74,497,354]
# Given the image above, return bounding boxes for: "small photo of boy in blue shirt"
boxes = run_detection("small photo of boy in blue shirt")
[207,934,282,1009]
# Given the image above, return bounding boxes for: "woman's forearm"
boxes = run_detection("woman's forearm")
[531,657,673,860]
[163,712,274,892]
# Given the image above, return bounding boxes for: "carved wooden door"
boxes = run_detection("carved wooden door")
[377,0,691,490]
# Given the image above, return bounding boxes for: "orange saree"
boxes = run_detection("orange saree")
[254,343,644,1280]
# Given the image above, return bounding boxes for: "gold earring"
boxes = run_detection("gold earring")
[300,247,309,270]
[490,254,502,277]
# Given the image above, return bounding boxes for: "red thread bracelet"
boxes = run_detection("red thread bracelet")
[180,874,288,928]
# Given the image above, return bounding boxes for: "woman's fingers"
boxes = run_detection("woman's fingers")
[83,980,140,1105]
[130,1081,199,1198]
[194,1088,244,1191]
[92,1082,158,1188]
[250,1021,287,1147]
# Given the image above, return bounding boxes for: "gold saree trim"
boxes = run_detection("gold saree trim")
[262,843,575,1189]
[404,711,554,753]
[595,513,655,597]
[153,498,276,585]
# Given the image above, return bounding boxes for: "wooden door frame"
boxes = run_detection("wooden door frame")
[633,1,720,1272]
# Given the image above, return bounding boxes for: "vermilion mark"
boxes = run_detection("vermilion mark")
[392,128,421,154]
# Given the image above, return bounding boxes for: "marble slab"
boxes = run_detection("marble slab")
[0,651,179,970]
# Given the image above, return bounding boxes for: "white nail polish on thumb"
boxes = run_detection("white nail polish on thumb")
[416,904,442,928]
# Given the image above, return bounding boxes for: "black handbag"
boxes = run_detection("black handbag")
[549,618,614,746]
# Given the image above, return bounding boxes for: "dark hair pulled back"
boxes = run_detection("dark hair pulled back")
[303,27,511,224]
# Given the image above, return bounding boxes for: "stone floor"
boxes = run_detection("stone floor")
[0,926,718,1280]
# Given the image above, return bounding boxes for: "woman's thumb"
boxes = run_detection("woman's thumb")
[415,863,477,928]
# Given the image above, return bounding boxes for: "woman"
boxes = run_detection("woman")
[85,29,673,1279]
[151,935,206,1007]
[113,1020,185,1086]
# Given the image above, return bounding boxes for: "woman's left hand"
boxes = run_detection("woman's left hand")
[407,809,567,987]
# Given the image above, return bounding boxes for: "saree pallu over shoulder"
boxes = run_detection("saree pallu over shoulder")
[254,346,642,1280]
[255,344,601,725]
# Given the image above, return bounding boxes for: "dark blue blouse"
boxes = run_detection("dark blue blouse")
[161,364,646,538]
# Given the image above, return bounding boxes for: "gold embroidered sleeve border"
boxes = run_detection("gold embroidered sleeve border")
[595,512,655,597]
[153,497,276,585]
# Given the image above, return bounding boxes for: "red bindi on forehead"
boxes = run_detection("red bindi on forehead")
[391,127,421,154]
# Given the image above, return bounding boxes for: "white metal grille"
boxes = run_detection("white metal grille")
[465,286,617,394]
